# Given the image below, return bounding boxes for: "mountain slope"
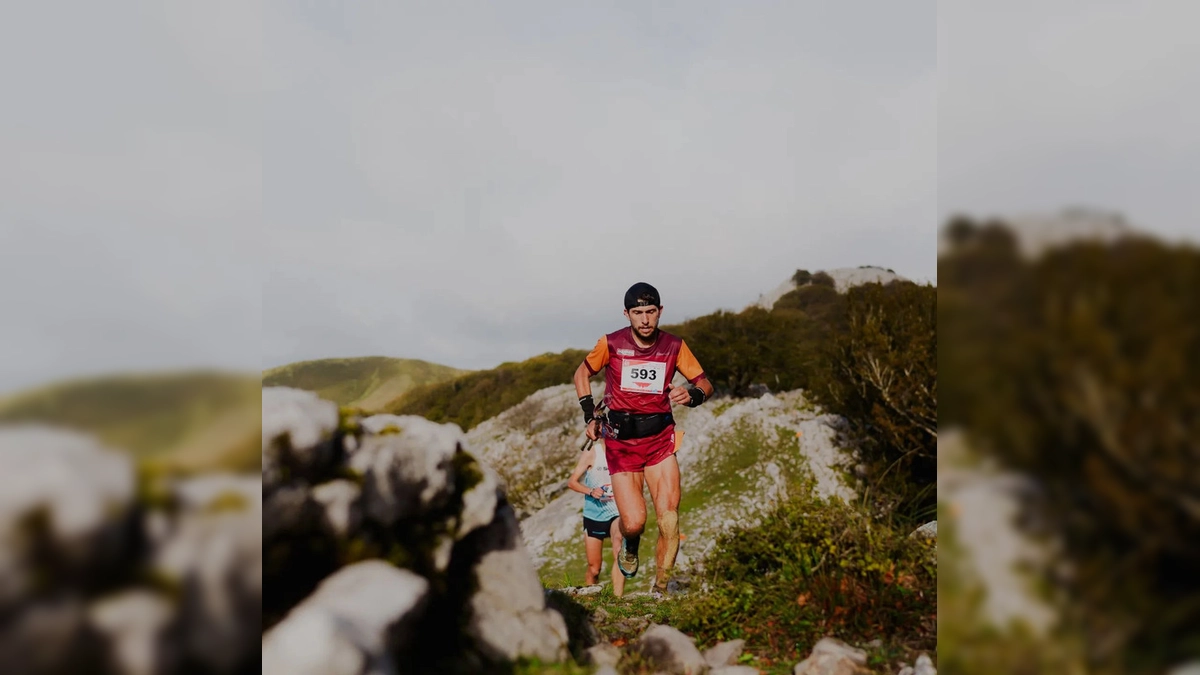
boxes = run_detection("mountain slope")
[263,356,469,411]
[455,380,859,595]
[0,370,260,472]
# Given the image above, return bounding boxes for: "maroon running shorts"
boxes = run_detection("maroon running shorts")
[606,425,676,475]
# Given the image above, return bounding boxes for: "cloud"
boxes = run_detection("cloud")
[0,1,260,393]
[263,1,937,370]
[939,0,1199,239]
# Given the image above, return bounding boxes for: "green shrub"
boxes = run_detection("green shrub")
[670,476,936,669]
[772,284,848,333]
[810,281,936,524]
[386,350,589,431]
[811,271,836,288]
[664,308,815,396]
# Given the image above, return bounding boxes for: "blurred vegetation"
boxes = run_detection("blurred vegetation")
[263,355,467,411]
[939,217,1200,673]
[0,370,260,473]
[937,500,1087,675]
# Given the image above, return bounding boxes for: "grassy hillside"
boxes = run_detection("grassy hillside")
[533,425,936,673]
[384,287,858,433]
[387,277,929,437]
[0,370,260,473]
[386,350,593,431]
[262,356,469,411]
[534,411,821,594]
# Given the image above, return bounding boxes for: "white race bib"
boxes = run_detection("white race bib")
[620,359,667,394]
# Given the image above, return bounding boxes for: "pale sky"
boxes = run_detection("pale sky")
[939,0,1198,241]
[3,1,1194,393]
[262,0,937,372]
[1,1,261,394]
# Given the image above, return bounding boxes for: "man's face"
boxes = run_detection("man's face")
[624,304,661,340]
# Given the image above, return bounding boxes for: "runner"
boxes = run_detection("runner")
[572,282,714,592]
[566,438,626,597]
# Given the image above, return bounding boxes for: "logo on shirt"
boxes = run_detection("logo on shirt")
[616,348,635,356]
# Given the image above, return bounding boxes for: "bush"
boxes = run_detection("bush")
[811,271,836,288]
[810,281,936,523]
[386,350,589,431]
[670,473,936,669]
[792,269,813,286]
[939,220,1200,672]
[665,308,816,397]
[943,216,978,248]
[771,284,848,333]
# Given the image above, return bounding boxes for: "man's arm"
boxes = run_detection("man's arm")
[669,340,713,407]
[668,376,712,407]
[576,336,609,439]
[573,361,593,400]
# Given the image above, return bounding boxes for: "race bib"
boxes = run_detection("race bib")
[620,359,667,394]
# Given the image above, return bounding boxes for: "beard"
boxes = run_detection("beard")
[632,325,659,343]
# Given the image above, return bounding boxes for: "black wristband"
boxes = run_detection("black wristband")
[685,386,706,408]
[579,395,595,424]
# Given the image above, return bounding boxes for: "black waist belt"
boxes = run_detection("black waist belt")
[606,411,674,441]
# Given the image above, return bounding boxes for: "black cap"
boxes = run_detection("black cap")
[624,282,661,310]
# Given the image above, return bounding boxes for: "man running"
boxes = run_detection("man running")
[573,282,714,592]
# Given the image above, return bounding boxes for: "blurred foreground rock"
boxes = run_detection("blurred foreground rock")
[0,425,260,675]
[260,386,568,673]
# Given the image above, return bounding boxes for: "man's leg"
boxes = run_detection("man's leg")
[609,470,646,577]
[610,470,646,537]
[608,518,626,597]
[644,453,681,592]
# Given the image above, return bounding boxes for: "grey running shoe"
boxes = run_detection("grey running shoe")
[617,541,639,578]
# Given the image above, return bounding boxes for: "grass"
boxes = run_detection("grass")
[262,356,468,411]
[663,479,936,673]
[531,482,936,674]
[530,419,934,675]
[709,399,736,417]
[540,418,824,597]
